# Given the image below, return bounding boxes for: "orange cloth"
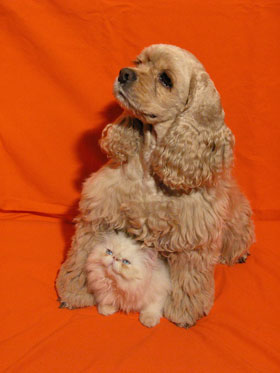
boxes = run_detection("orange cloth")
[0,0,279,371]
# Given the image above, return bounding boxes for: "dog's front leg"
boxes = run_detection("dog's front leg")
[164,250,216,328]
[56,164,128,309]
[56,218,97,309]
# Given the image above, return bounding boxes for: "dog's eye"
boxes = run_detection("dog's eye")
[159,72,173,88]
[122,259,131,265]
[106,249,113,256]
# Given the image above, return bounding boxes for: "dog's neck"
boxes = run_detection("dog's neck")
[152,119,173,143]
[141,123,155,172]
[139,119,173,179]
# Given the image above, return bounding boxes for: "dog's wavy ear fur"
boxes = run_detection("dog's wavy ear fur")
[151,69,235,191]
[99,114,143,163]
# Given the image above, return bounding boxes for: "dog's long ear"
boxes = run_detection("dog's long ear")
[99,113,143,163]
[151,69,235,191]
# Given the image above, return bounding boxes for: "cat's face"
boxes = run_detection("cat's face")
[91,232,156,282]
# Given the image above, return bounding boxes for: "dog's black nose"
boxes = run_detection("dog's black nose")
[118,68,137,84]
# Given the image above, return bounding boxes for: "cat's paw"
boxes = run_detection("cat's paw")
[139,311,161,328]
[98,304,118,316]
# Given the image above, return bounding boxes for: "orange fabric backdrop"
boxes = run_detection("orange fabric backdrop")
[1,0,280,372]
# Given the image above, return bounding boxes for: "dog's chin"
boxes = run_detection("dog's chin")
[114,84,158,123]
[115,91,137,115]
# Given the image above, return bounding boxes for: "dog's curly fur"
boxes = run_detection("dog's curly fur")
[56,44,255,327]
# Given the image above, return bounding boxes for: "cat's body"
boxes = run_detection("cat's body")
[86,231,171,327]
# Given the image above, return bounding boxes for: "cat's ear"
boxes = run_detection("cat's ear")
[143,248,157,265]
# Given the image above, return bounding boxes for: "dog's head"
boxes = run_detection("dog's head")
[114,44,195,124]
[114,44,235,191]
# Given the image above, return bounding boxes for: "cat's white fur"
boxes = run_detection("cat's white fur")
[86,231,171,327]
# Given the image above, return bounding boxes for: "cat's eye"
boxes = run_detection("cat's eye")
[122,259,131,265]
[106,249,113,256]
[159,72,173,88]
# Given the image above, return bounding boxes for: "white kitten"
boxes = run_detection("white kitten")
[86,231,171,327]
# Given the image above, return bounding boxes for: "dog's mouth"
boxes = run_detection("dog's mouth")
[116,88,157,121]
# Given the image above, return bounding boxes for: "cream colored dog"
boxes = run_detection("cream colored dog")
[56,44,255,327]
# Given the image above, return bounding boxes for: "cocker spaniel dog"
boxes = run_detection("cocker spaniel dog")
[56,44,255,327]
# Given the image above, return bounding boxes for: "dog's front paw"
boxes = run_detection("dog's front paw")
[175,322,193,329]
[98,304,118,316]
[139,311,161,328]
[57,291,96,310]
[164,295,196,328]
[58,301,75,310]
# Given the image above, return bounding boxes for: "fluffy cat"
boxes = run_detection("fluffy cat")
[86,231,171,327]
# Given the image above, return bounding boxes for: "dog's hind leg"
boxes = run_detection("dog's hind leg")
[220,187,255,266]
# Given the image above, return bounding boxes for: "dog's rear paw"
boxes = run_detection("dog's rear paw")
[238,252,250,264]
[219,251,251,265]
